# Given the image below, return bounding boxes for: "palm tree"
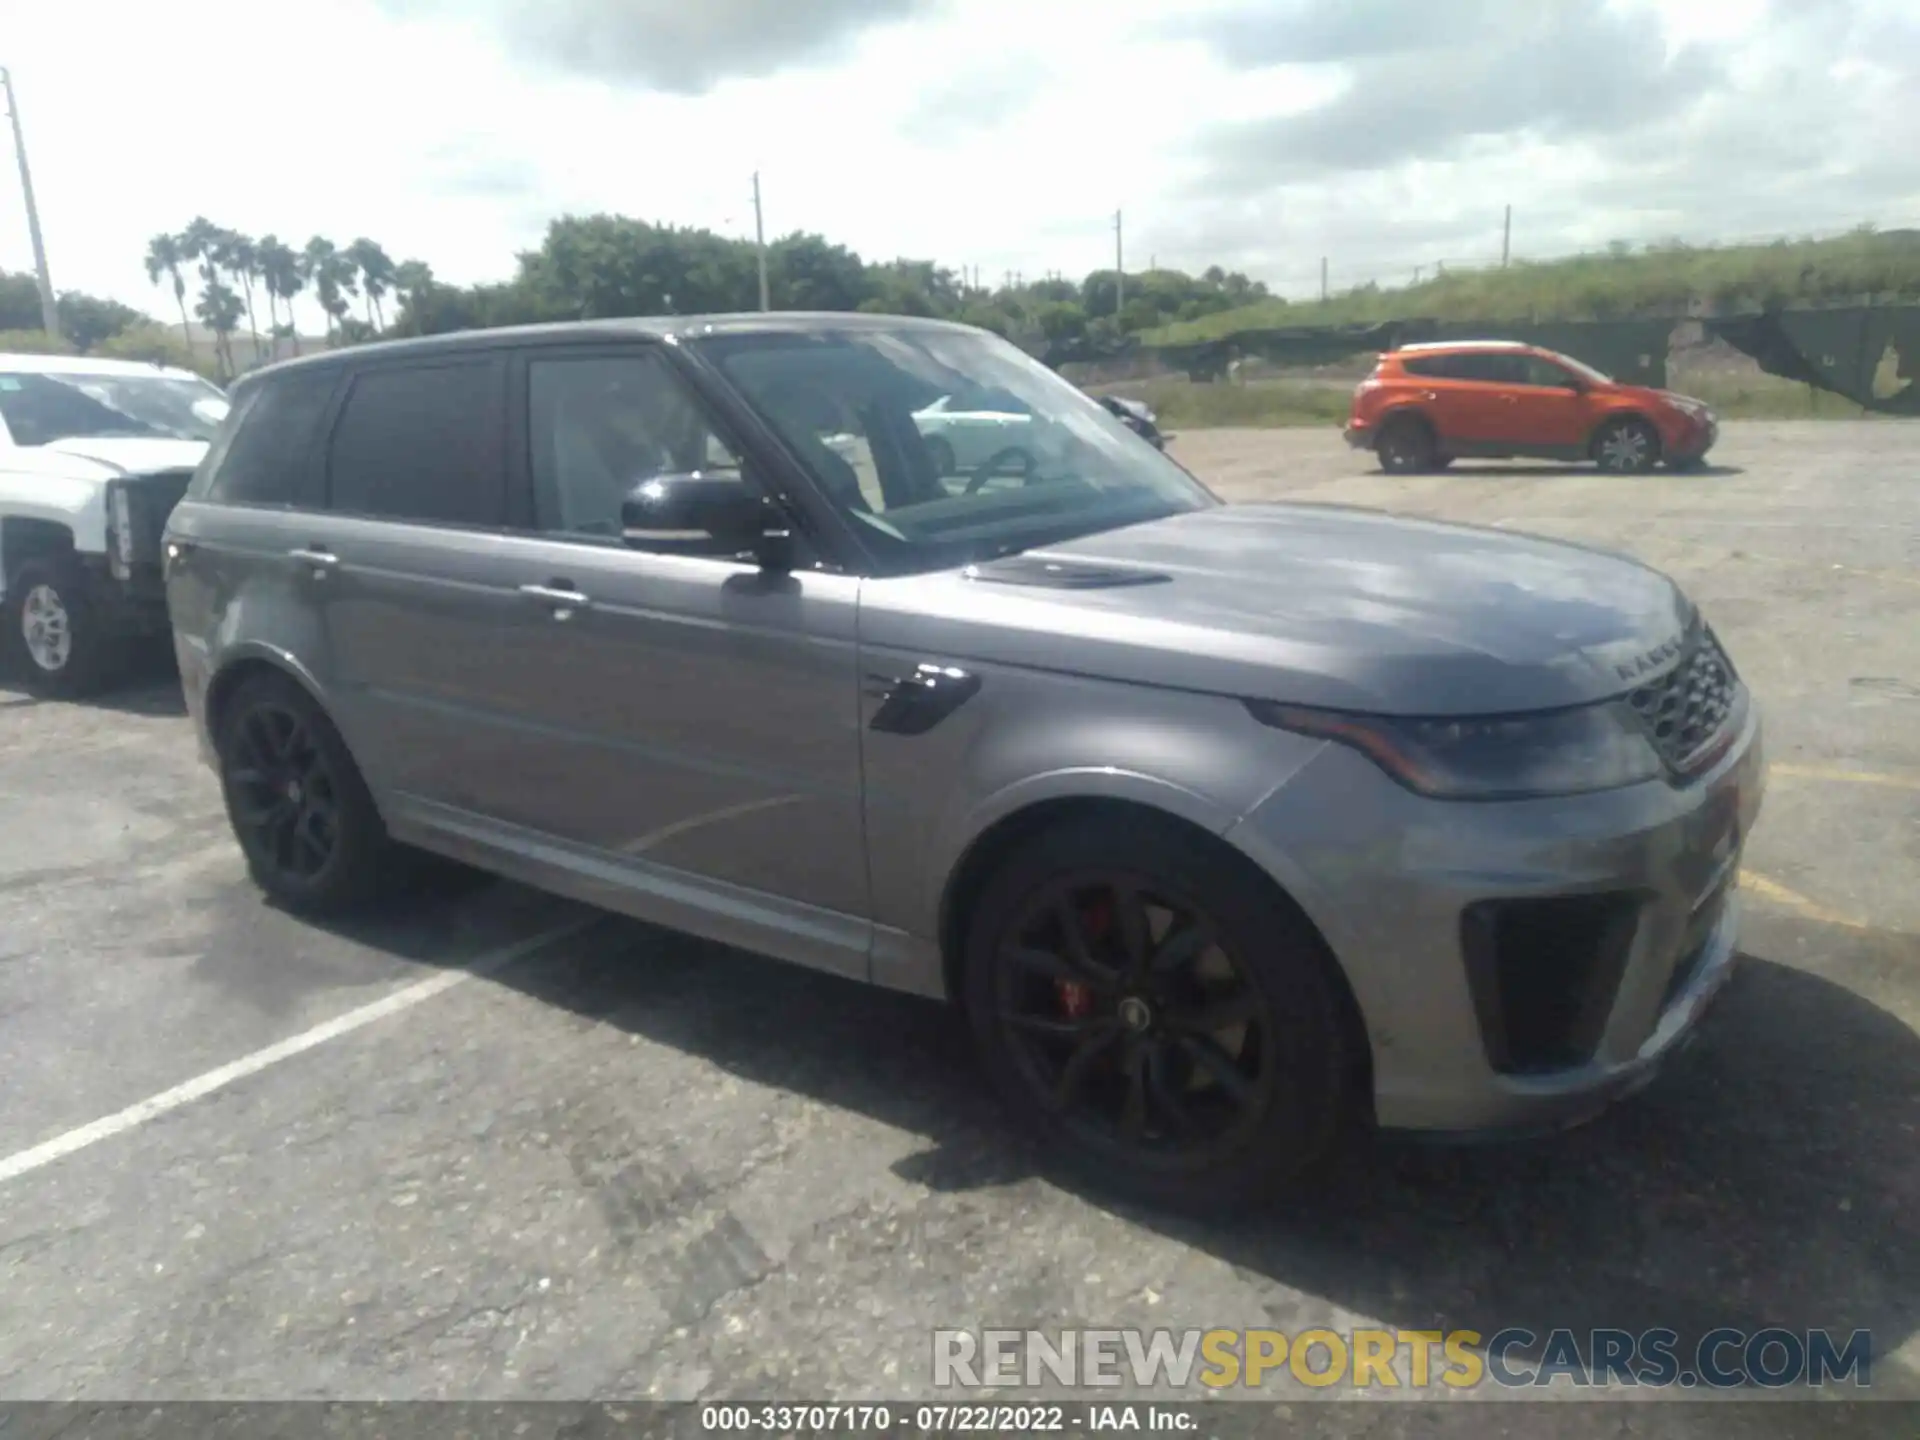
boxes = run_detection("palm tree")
[257,235,303,356]
[194,280,244,381]
[345,237,396,329]
[393,259,434,331]
[301,237,343,344]
[143,234,192,349]
[223,231,263,367]
[178,217,226,370]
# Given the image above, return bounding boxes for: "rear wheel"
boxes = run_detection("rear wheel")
[216,672,394,915]
[962,816,1356,1212]
[1594,417,1661,474]
[5,556,121,698]
[1375,415,1437,474]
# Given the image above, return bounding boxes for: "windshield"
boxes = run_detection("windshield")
[0,370,231,447]
[696,327,1216,572]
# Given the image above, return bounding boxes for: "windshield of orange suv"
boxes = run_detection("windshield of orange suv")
[695,326,1218,573]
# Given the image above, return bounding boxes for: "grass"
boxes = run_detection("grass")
[1129,370,1886,431]
[1139,228,1920,348]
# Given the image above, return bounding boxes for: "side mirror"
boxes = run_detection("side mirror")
[621,474,789,568]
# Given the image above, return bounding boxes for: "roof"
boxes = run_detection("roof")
[0,352,210,381]
[243,311,981,386]
[1392,339,1534,353]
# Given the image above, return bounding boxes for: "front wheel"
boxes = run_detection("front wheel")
[1595,417,1661,474]
[962,817,1357,1213]
[5,557,120,698]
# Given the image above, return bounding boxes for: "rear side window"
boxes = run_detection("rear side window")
[1400,354,1460,379]
[190,369,337,505]
[325,361,503,527]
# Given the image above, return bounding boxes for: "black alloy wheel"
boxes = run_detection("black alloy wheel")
[993,873,1278,1165]
[226,699,340,884]
[964,817,1356,1211]
[217,673,392,913]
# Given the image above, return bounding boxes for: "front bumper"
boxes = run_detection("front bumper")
[1226,699,1765,1134]
[78,556,172,639]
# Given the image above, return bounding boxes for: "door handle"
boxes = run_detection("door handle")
[518,582,592,610]
[1420,391,1438,402]
[1499,394,1519,404]
[288,546,339,575]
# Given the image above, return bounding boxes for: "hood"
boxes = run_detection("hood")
[40,436,208,477]
[859,503,1693,716]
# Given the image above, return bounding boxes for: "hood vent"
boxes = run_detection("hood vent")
[966,556,1170,591]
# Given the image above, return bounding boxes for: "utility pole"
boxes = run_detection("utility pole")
[1320,256,1328,301]
[1,68,58,340]
[751,171,770,312]
[1113,208,1124,316]
[1502,204,1512,268]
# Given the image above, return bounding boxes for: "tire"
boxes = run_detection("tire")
[961,815,1358,1213]
[1594,417,1661,474]
[215,671,394,915]
[5,556,122,698]
[1375,415,1437,475]
[925,435,956,476]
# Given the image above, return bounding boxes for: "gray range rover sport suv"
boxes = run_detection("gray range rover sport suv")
[165,315,1765,1210]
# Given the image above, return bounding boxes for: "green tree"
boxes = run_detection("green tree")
[56,293,142,351]
[143,233,193,349]
[256,235,303,355]
[177,216,228,371]
[346,237,396,328]
[223,231,263,364]
[301,237,355,343]
[194,279,244,379]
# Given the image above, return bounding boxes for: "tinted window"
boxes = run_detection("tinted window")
[326,361,502,526]
[527,353,740,540]
[1450,353,1527,383]
[1401,354,1464,379]
[192,369,337,505]
[1517,355,1579,388]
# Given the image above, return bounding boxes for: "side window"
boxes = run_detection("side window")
[326,361,503,527]
[192,369,337,505]
[1448,353,1522,384]
[1400,355,1454,379]
[1519,355,1578,388]
[526,353,741,540]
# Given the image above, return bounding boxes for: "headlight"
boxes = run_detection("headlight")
[1246,699,1662,800]
[109,482,135,578]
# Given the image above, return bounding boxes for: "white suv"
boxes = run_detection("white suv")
[0,353,229,695]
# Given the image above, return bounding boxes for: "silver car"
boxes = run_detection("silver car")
[164,315,1765,1210]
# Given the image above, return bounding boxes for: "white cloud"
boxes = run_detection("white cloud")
[1,0,1916,331]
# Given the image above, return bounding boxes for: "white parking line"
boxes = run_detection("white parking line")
[0,916,598,1187]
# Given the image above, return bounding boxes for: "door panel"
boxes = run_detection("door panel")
[452,536,869,921]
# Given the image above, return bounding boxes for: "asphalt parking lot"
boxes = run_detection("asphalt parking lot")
[1,420,1916,1431]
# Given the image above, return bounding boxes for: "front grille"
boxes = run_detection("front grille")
[123,470,194,563]
[1460,893,1643,1075]
[1627,628,1740,774]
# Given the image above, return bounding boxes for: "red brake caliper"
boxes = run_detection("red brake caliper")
[1056,897,1110,1019]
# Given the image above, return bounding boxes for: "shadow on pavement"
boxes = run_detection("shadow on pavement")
[447,901,1920,1382]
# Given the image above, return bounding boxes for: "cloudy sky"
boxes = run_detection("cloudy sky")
[3,0,1918,329]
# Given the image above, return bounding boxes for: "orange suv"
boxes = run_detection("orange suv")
[1344,341,1718,475]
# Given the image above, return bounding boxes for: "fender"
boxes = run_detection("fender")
[0,472,109,591]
